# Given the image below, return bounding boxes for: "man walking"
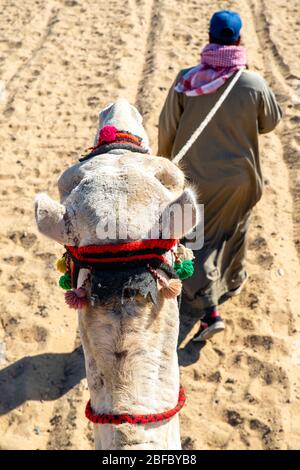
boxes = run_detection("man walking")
[158,10,282,341]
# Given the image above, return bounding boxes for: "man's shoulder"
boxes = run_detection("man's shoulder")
[239,69,267,92]
[175,67,267,89]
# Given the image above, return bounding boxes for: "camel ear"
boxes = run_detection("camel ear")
[35,193,75,245]
[160,188,199,240]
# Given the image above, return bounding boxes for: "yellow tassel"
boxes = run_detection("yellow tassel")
[56,255,67,273]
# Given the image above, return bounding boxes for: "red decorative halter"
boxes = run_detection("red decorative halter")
[85,385,186,425]
[66,239,177,265]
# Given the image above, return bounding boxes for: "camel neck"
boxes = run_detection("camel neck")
[78,294,182,450]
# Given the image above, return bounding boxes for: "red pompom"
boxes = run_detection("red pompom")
[65,287,88,309]
[98,125,117,144]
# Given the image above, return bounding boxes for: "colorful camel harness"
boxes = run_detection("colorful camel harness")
[55,127,194,425]
[57,239,194,308]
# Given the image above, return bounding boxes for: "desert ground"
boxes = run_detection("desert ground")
[0,0,300,450]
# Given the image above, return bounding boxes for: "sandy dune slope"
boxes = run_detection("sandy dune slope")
[0,0,299,450]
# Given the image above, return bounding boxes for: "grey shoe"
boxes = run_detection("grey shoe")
[193,319,225,342]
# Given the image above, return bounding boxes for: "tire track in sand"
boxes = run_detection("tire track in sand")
[248,0,300,259]
[134,0,163,128]
[3,4,60,117]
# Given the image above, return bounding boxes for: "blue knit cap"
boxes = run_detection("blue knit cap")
[209,10,242,44]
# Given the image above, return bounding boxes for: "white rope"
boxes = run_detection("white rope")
[172,68,245,165]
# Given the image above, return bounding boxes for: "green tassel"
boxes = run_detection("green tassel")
[59,272,72,290]
[174,259,194,280]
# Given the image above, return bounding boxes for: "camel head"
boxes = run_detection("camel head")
[35,156,198,248]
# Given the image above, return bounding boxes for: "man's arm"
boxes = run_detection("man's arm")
[258,80,282,134]
[158,75,184,158]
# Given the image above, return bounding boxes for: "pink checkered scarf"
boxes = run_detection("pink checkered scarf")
[175,44,247,96]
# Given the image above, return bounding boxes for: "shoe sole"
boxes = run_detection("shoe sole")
[193,321,225,342]
[228,286,243,297]
[227,276,248,297]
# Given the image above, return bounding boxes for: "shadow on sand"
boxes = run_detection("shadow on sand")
[178,310,206,367]
[178,290,230,366]
[0,346,85,415]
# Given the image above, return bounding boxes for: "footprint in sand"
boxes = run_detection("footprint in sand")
[2,255,25,265]
[7,230,37,249]
[18,325,49,344]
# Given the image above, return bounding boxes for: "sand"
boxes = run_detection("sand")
[0,0,300,450]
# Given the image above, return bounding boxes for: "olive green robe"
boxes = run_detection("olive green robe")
[158,69,282,310]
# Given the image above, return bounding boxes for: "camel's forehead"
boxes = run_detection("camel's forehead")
[81,154,178,173]
[75,167,172,203]
[80,153,185,194]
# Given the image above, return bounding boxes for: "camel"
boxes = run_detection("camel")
[35,100,198,450]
